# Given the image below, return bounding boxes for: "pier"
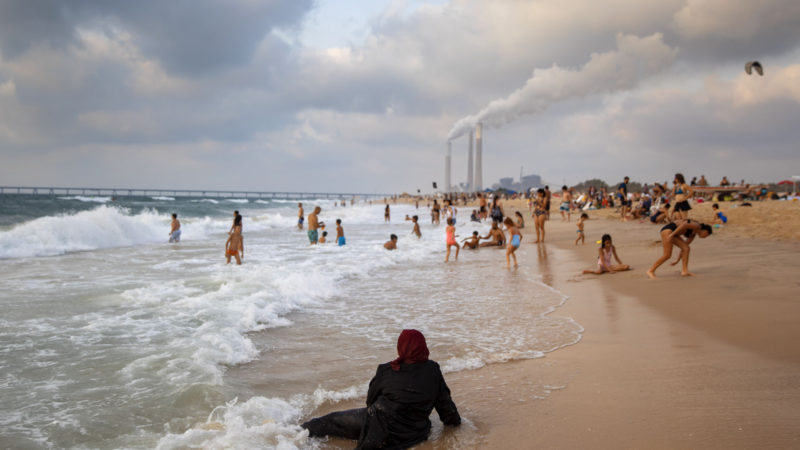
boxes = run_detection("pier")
[0,186,391,200]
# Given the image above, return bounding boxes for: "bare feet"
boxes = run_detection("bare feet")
[681,272,694,277]
[646,270,656,279]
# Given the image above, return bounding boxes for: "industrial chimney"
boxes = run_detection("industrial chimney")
[445,141,452,193]
[467,130,474,192]
[475,123,483,191]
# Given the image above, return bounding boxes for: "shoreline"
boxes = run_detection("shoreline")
[470,202,800,449]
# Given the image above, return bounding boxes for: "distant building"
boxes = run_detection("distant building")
[491,174,542,192]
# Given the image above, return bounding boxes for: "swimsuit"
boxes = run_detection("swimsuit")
[227,249,239,256]
[338,236,346,246]
[169,229,181,243]
[308,229,319,243]
[716,212,728,223]
[577,229,584,234]
[511,234,521,249]
[560,202,570,212]
[446,228,457,245]
[298,217,304,224]
[674,200,692,212]
[597,247,613,271]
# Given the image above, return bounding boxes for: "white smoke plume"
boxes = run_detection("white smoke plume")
[447,33,678,141]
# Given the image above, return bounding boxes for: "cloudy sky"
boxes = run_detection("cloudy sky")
[1,0,799,194]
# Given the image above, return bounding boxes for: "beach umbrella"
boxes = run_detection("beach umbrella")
[745,61,763,76]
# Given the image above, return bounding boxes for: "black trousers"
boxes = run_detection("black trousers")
[302,407,366,441]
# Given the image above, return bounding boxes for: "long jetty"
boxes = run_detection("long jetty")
[0,186,391,200]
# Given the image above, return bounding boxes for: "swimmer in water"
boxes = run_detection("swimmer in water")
[384,234,398,250]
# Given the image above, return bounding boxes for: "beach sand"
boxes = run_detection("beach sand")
[317,199,800,449]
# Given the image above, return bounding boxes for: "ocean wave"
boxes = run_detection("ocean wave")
[58,196,112,203]
[151,196,176,201]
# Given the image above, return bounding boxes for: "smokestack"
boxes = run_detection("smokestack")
[445,142,452,192]
[467,130,474,192]
[475,123,483,191]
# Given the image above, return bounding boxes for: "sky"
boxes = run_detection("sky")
[0,0,799,194]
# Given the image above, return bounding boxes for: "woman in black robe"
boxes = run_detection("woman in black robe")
[302,329,461,449]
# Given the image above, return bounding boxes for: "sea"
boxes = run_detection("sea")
[0,194,583,449]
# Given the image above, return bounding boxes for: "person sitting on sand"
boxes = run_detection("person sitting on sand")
[461,231,480,250]
[504,217,522,268]
[583,234,630,274]
[575,213,588,245]
[168,213,181,243]
[384,234,398,250]
[647,219,712,279]
[225,228,244,265]
[712,203,727,225]
[302,329,460,448]
[650,202,670,224]
[479,221,506,248]
[514,211,525,229]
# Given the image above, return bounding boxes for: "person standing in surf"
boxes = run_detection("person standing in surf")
[168,213,181,243]
[336,219,346,246]
[308,206,321,245]
[225,228,244,265]
[297,203,304,230]
[504,217,521,268]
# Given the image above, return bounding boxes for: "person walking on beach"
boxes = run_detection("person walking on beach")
[336,219,346,246]
[504,217,521,268]
[533,188,547,243]
[583,234,630,274]
[302,329,461,449]
[168,213,181,243]
[671,173,693,220]
[544,186,552,220]
[308,206,321,245]
[490,196,504,223]
[225,228,244,265]
[385,204,391,222]
[445,218,460,262]
[619,177,630,222]
[560,186,573,222]
[647,219,712,279]
[575,213,588,245]
[297,203,304,230]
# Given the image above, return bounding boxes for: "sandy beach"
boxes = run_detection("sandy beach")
[447,199,800,449]
[299,198,800,449]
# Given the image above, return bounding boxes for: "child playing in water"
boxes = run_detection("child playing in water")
[461,231,480,250]
[225,229,244,265]
[411,215,421,238]
[712,203,727,225]
[503,217,521,268]
[336,219,346,246]
[319,231,328,243]
[582,234,630,274]
[384,234,398,250]
[445,218,460,262]
[575,213,588,245]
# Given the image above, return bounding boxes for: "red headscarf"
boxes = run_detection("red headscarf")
[390,329,429,371]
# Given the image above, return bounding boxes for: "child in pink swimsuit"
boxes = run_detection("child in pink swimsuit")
[445,218,460,262]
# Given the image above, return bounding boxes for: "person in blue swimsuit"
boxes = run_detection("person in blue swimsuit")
[503,217,522,268]
[336,219,346,246]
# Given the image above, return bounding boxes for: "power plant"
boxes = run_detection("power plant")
[444,123,483,193]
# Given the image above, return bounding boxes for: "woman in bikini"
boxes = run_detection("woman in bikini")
[532,188,547,243]
[647,219,712,279]
[671,173,693,220]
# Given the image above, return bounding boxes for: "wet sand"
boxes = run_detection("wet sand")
[466,201,800,449]
[312,199,800,449]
